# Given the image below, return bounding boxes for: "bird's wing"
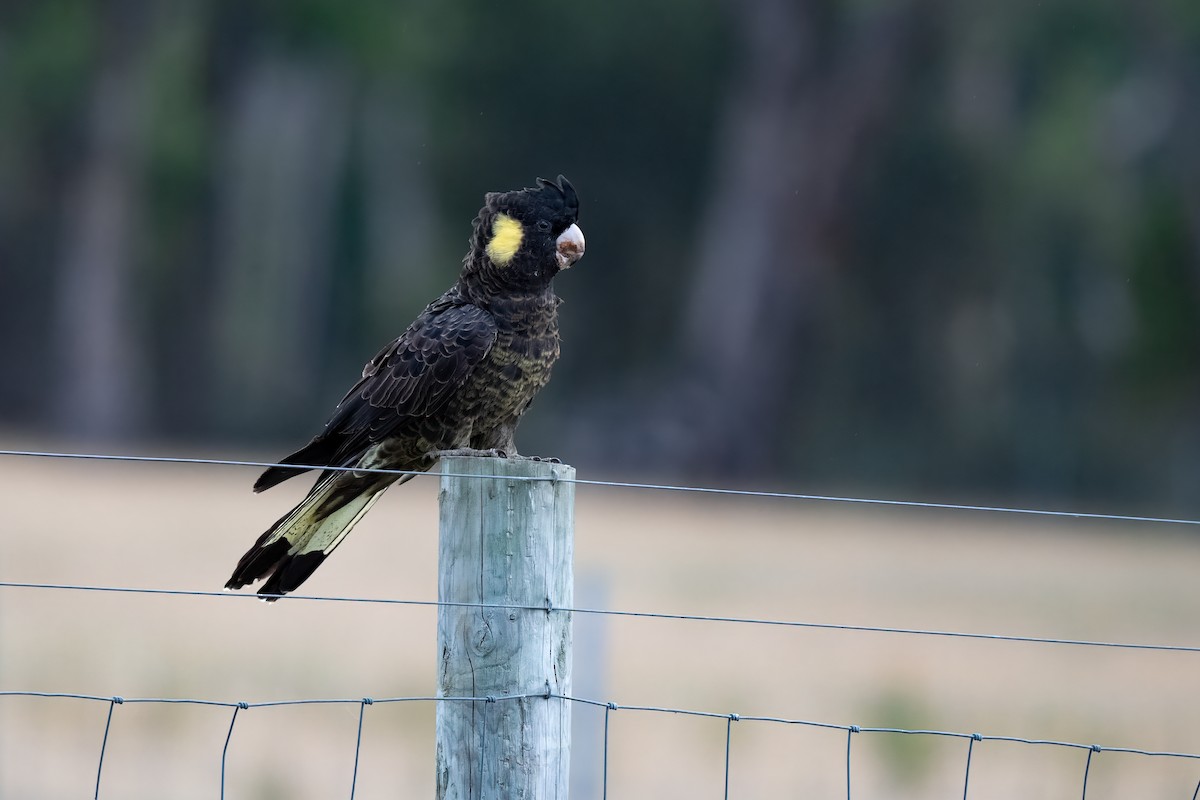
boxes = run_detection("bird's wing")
[254,301,496,491]
[332,302,497,444]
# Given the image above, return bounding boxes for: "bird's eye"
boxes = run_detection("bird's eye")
[536,219,552,233]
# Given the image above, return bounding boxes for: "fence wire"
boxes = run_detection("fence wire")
[4,447,1200,527]
[2,690,1198,800]
[1,579,1198,654]
[2,448,1199,797]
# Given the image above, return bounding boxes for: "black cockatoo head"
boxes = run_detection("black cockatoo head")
[465,175,585,289]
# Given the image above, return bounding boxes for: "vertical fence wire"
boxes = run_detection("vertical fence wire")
[220,702,247,800]
[724,714,738,799]
[846,726,860,800]
[1081,745,1101,800]
[350,697,372,799]
[93,696,122,799]
[602,702,616,800]
[962,733,981,800]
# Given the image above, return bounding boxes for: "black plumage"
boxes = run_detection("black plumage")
[225,176,585,598]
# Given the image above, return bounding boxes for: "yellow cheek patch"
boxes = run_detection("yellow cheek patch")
[485,213,524,266]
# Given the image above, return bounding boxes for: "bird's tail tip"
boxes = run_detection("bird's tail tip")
[253,466,304,493]
[225,478,385,600]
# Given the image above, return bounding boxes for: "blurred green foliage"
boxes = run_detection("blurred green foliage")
[0,0,1197,514]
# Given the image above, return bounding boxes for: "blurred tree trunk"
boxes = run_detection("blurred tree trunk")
[52,2,152,439]
[1154,15,1200,506]
[210,54,352,436]
[360,81,437,342]
[676,0,925,475]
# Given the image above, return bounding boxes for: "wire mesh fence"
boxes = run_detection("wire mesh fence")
[4,689,1199,800]
[2,449,1198,798]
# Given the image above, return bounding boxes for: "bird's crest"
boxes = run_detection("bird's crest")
[485,174,580,223]
[535,175,580,219]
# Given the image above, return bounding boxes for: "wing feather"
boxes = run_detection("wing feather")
[253,299,496,491]
[326,302,496,451]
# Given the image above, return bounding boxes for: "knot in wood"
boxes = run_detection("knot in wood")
[469,616,497,656]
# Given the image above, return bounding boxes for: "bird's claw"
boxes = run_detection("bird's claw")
[433,448,507,460]
[432,449,560,464]
[510,454,561,463]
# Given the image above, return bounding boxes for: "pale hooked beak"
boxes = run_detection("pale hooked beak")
[555,223,585,270]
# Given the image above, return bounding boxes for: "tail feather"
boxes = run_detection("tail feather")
[253,437,341,493]
[226,474,397,599]
[253,465,308,494]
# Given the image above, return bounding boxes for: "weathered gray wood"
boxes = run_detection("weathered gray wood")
[436,456,574,800]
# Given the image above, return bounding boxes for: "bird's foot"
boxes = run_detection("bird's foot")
[432,449,561,464]
[433,448,509,460]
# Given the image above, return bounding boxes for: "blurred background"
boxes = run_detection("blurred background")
[2,1,1200,798]
[3,0,1199,513]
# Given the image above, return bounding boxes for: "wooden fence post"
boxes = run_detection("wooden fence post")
[436,456,574,800]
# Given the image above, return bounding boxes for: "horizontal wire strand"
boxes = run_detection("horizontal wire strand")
[3,690,1197,762]
[2,448,1199,527]
[0,690,549,708]
[1,579,1197,654]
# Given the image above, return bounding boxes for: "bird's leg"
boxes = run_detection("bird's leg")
[463,421,519,460]
[454,419,562,463]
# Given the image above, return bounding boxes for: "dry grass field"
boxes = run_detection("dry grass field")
[1,446,1198,799]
